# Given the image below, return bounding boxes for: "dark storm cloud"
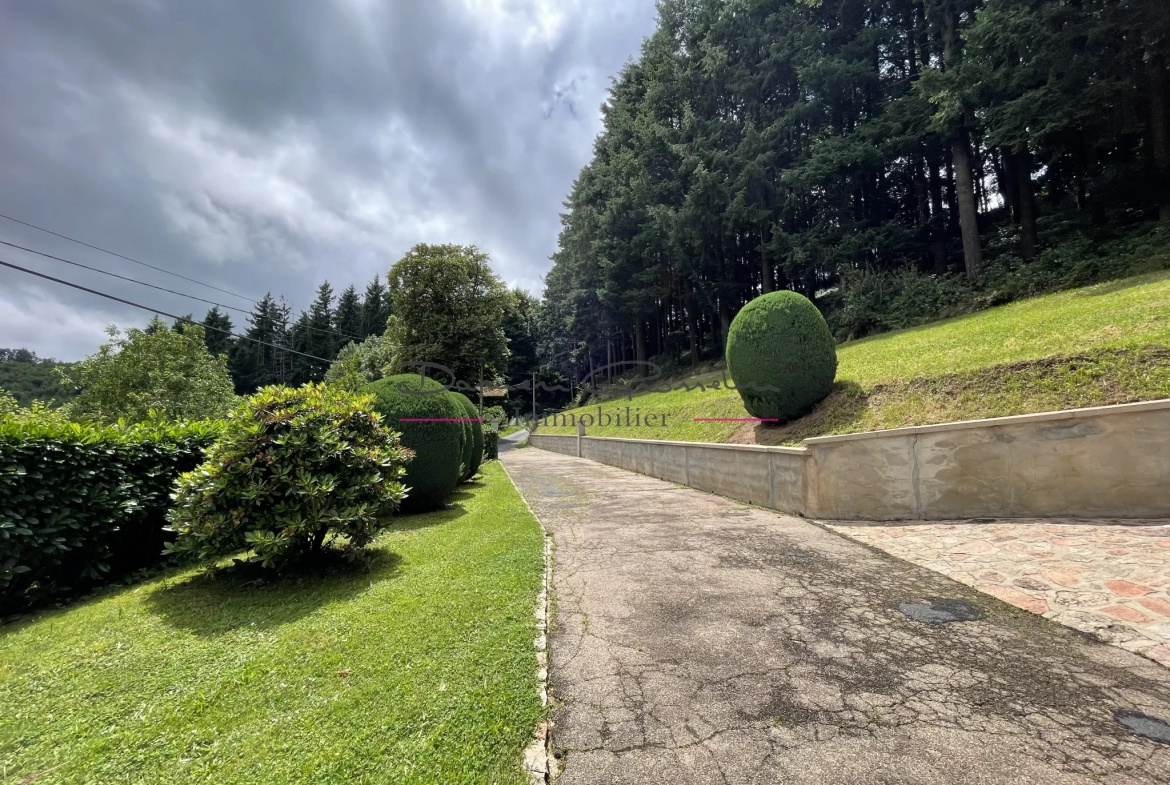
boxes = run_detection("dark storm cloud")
[0,0,658,359]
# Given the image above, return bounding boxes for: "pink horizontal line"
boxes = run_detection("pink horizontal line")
[693,418,779,422]
[399,418,484,422]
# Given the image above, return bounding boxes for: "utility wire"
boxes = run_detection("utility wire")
[0,239,254,317]
[0,238,364,344]
[0,257,335,364]
[0,210,257,304]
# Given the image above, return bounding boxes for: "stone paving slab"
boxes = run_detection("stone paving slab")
[503,448,1170,784]
[825,519,1170,667]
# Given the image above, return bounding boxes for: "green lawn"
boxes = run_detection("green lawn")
[538,269,1170,444]
[0,461,543,785]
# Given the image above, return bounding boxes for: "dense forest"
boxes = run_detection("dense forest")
[541,0,1170,376]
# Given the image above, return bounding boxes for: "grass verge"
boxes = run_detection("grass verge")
[538,270,1170,444]
[0,461,543,785]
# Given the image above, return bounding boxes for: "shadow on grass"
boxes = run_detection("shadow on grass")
[390,497,470,532]
[145,547,404,637]
[749,381,871,446]
[1078,269,1170,297]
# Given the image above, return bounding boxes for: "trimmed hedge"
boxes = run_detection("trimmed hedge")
[364,375,464,512]
[483,430,499,461]
[726,290,838,423]
[453,393,484,482]
[0,419,220,613]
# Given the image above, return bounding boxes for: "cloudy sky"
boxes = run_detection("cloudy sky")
[0,0,658,361]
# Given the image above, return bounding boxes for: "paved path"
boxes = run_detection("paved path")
[502,448,1170,784]
[498,429,529,455]
[827,519,1170,666]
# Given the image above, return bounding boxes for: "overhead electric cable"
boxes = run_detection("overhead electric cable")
[0,210,258,304]
[0,257,334,364]
[0,239,253,316]
[0,237,364,343]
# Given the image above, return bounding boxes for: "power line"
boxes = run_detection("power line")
[0,237,364,344]
[0,239,253,316]
[0,257,334,365]
[0,211,258,304]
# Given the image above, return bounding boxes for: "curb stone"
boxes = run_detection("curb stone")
[500,460,556,784]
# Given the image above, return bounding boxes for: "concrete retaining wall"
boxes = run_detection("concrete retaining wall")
[524,434,808,513]
[527,399,1170,520]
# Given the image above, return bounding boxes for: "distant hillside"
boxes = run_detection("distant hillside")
[0,350,76,407]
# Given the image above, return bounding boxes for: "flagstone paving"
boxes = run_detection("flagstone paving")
[825,519,1170,668]
[503,448,1170,785]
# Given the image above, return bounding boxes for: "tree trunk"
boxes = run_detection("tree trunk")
[1146,32,1170,220]
[998,147,1019,223]
[973,141,988,214]
[945,148,959,236]
[914,151,929,226]
[687,309,700,366]
[1014,149,1039,260]
[634,318,647,377]
[928,142,948,274]
[310,526,328,555]
[913,147,929,270]
[941,1,982,278]
[760,225,773,294]
[804,254,819,301]
[718,300,732,356]
[951,134,984,277]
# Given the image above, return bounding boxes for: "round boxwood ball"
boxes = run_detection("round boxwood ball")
[452,393,484,482]
[725,290,837,423]
[364,374,464,512]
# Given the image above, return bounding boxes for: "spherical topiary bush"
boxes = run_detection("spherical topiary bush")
[725,290,837,423]
[364,374,464,512]
[452,396,472,480]
[166,383,411,569]
[453,393,484,482]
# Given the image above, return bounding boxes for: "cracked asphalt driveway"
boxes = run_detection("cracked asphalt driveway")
[501,448,1170,784]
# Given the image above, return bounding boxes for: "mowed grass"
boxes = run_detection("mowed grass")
[0,461,543,785]
[539,269,1170,444]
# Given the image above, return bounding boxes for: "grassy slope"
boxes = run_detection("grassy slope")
[538,269,1170,445]
[0,462,543,785]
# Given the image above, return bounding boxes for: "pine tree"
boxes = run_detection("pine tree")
[287,282,336,384]
[334,285,363,348]
[228,294,290,394]
[308,282,335,356]
[361,274,391,339]
[202,306,235,358]
[289,310,315,386]
[930,0,983,278]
